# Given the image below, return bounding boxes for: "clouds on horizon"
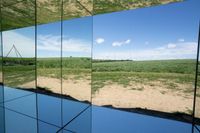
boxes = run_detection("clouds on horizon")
[93,41,198,60]
[38,34,91,53]
[3,31,198,60]
[112,39,131,47]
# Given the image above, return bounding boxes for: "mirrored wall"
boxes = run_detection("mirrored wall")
[2,0,36,90]
[92,0,200,121]
[0,0,200,132]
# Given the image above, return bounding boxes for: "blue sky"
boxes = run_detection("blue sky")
[2,0,200,60]
[93,0,200,60]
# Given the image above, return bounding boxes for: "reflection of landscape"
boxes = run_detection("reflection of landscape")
[37,57,91,102]
[3,57,35,89]
[92,59,196,115]
[94,0,182,14]
[195,62,200,118]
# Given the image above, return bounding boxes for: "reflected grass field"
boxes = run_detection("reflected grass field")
[2,57,199,114]
[2,58,197,92]
[92,59,197,94]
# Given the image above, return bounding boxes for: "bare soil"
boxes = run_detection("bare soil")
[92,81,194,115]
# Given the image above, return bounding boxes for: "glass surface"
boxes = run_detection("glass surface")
[63,0,91,21]
[92,106,192,133]
[64,106,91,133]
[1,0,25,7]
[37,21,61,95]
[2,0,36,90]
[0,13,3,104]
[0,106,5,133]
[4,92,36,118]
[0,19,2,85]
[62,99,90,125]
[93,0,182,15]
[4,107,37,133]
[62,16,92,103]
[92,0,200,116]
[38,121,60,133]
[1,0,35,31]
[3,86,33,102]
[2,28,36,89]
[37,94,62,127]
[37,0,61,25]
[194,126,200,133]
[195,24,200,121]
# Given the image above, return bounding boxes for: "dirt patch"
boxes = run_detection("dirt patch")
[37,76,91,101]
[19,80,35,89]
[92,81,194,115]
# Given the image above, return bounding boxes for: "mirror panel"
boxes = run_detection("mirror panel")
[92,0,199,118]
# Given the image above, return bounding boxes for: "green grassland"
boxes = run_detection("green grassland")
[2,57,91,87]
[37,57,91,79]
[2,57,35,87]
[1,57,199,96]
[92,59,197,94]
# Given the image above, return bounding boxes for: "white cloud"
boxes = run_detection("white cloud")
[3,30,35,57]
[125,39,131,44]
[112,39,131,47]
[94,41,197,60]
[178,38,185,42]
[38,34,91,53]
[167,43,176,49]
[95,38,105,44]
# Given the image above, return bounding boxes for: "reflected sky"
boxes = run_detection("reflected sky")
[93,0,200,60]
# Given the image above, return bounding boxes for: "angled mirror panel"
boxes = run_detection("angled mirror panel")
[37,94,62,127]
[92,0,199,119]
[195,23,200,125]
[37,0,61,25]
[1,0,25,7]
[2,26,36,90]
[63,0,92,21]
[62,16,92,103]
[0,6,3,104]
[38,121,60,133]
[77,0,93,14]
[1,0,35,31]
[92,106,192,133]
[4,108,37,133]
[63,106,91,133]
[0,104,4,133]
[93,0,183,15]
[2,0,36,90]
[37,21,61,95]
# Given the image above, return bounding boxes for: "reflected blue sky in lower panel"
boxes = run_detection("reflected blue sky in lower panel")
[195,125,200,132]
[37,94,62,127]
[62,99,90,125]
[63,106,91,133]
[194,126,200,133]
[4,107,37,133]
[38,121,60,133]
[4,93,36,118]
[3,86,33,102]
[38,93,90,128]
[0,106,5,133]
[92,106,192,133]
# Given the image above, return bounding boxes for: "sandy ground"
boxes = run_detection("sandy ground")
[19,76,200,116]
[92,81,195,115]
[37,76,91,102]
